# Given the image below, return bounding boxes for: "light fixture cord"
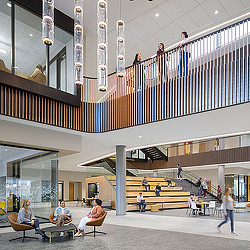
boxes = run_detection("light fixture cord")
[120,0,121,19]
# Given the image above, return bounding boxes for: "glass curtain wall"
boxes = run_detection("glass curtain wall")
[0,145,58,228]
[0,0,74,94]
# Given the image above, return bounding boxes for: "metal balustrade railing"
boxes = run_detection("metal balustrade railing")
[81,18,250,133]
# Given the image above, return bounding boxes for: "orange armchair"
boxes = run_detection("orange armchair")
[49,210,72,225]
[85,211,107,237]
[7,214,38,243]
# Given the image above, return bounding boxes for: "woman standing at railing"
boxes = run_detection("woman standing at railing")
[156,43,168,82]
[132,53,143,90]
[178,31,190,77]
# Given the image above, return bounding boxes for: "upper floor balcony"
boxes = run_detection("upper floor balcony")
[0,0,249,133]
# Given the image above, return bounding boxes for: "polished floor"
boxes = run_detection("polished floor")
[1,206,250,249]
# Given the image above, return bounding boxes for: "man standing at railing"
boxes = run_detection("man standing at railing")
[177,164,182,179]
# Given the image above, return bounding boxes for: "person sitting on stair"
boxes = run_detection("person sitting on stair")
[155,182,161,196]
[142,177,150,192]
[137,193,146,212]
[164,174,172,187]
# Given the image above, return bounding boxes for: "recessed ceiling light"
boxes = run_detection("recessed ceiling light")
[139,135,142,139]
[0,48,7,54]
[215,10,219,14]
[7,2,11,7]
[155,13,159,18]
[29,33,33,37]
[4,148,8,151]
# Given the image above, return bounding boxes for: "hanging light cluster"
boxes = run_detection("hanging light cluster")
[74,0,84,85]
[97,0,108,92]
[116,20,125,77]
[42,0,54,45]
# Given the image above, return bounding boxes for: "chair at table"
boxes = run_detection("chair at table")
[215,204,224,217]
[189,202,198,216]
[7,214,38,243]
[49,210,72,225]
[85,211,107,237]
[207,201,216,216]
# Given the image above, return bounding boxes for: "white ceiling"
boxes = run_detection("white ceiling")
[55,0,250,77]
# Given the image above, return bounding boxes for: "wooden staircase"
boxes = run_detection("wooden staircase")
[107,176,192,211]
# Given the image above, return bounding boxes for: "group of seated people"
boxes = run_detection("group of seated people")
[141,175,172,197]
[16,198,103,241]
[187,194,202,215]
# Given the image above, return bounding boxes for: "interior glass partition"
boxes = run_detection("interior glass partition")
[0,0,11,73]
[0,145,58,228]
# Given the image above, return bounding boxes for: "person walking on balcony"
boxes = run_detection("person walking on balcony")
[197,178,203,197]
[178,31,190,77]
[142,177,150,191]
[177,164,182,179]
[137,193,146,212]
[202,178,208,198]
[217,187,237,235]
[155,182,161,196]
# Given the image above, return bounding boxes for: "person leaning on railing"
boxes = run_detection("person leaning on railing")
[156,42,168,81]
[178,31,191,77]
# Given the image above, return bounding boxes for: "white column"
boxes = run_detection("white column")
[218,165,225,192]
[116,145,126,216]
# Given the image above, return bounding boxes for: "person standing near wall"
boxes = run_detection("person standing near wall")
[217,187,237,235]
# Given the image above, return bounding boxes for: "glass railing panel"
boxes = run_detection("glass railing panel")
[0,0,11,73]
[15,4,46,84]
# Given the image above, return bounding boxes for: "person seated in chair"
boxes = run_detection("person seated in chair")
[137,193,146,212]
[30,64,44,78]
[75,199,103,237]
[142,177,150,191]
[53,201,71,236]
[155,182,161,196]
[164,174,172,187]
[17,199,48,240]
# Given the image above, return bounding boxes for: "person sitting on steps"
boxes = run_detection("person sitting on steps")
[142,176,150,192]
[137,193,146,212]
[155,182,161,196]
[165,174,172,187]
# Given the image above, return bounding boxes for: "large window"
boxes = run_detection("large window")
[0,1,75,94]
[0,145,58,227]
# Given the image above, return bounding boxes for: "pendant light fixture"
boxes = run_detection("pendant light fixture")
[74,0,84,85]
[97,0,108,92]
[117,0,125,77]
[42,0,54,45]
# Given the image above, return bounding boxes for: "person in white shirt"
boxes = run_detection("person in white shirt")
[137,193,146,212]
[202,178,208,197]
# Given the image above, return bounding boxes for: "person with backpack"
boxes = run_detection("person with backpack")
[197,178,203,196]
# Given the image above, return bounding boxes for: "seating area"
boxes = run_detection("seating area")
[107,176,192,211]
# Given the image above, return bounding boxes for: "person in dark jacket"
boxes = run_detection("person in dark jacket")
[155,182,161,196]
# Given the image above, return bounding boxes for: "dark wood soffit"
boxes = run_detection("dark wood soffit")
[129,146,250,170]
[14,0,74,34]
[0,70,81,107]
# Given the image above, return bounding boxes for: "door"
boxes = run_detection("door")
[88,183,97,198]
[69,183,74,201]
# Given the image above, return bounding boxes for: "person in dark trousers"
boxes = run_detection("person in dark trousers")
[217,187,237,235]
[165,174,172,187]
[177,164,182,179]
[155,182,161,196]
[142,177,150,191]
[217,185,223,202]
[197,178,203,196]
[137,193,146,212]
[202,178,208,198]
[17,199,48,240]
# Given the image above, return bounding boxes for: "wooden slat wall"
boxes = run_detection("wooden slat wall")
[0,83,82,131]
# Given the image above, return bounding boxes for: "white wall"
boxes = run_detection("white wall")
[58,170,86,201]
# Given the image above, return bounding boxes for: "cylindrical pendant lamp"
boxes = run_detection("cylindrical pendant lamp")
[117,20,125,77]
[74,0,84,85]
[42,0,54,46]
[97,0,108,92]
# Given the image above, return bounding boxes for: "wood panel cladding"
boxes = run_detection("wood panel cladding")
[128,146,250,170]
[0,83,82,131]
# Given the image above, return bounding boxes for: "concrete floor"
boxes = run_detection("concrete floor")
[1,205,250,249]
